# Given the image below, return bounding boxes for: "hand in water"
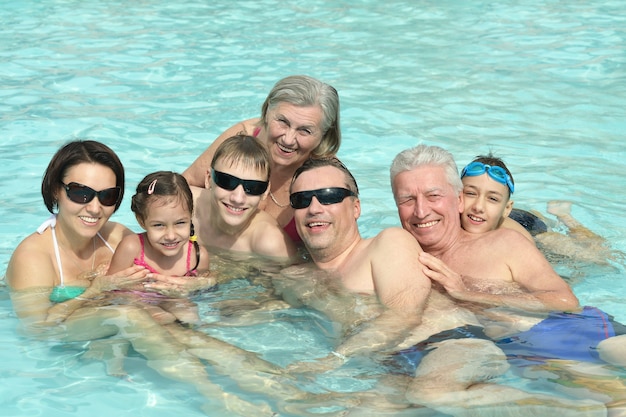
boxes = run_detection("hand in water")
[286,352,345,374]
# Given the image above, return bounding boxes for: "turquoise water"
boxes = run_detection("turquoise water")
[1,0,625,416]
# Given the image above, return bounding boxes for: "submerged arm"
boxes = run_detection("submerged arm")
[335,228,429,356]
[288,228,430,372]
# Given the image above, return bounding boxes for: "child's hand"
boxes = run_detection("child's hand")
[92,265,149,292]
[144,273,216,297]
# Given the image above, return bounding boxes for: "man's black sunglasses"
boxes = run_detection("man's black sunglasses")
[211,169,269,196]
[289,187,356,209]
[62,182,121,207]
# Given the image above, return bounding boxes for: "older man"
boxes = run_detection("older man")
[280,157,603,416]
[390,144,625,413]
[390,144,579,312]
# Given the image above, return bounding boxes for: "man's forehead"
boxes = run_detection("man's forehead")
[395,167,449,189]
[294,166,344,188]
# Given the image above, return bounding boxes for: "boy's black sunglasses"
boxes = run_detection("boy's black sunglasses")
[211,169,269,196]
[289,187,356,209]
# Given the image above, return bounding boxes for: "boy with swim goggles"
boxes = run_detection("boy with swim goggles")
[460,161,514,194]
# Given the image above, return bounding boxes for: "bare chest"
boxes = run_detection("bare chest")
[440,242,514,283]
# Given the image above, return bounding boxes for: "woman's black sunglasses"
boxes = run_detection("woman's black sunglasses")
[62,182,121,207]
[211,169,269,196]
[289,187,356,209]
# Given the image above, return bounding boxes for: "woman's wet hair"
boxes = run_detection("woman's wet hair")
[42,140,125,213]
[260,75,341,159]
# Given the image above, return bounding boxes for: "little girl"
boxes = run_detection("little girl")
[108,171,212,325]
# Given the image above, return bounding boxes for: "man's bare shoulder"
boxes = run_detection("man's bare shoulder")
[372,227,419,246]
[369,227,423,261]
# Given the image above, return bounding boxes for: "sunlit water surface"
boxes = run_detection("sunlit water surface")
[1,1,625,416]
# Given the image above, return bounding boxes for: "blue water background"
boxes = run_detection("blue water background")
[1,1,625,416]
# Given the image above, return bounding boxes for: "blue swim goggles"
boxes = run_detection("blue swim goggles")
[460,162,514,194]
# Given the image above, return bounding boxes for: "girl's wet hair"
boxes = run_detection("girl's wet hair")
[211,134,271,178]
[42,140,125,213]
[131,171,193,223]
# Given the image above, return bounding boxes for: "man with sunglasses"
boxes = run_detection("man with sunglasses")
[280,157,480,375]
[277,157,606,415]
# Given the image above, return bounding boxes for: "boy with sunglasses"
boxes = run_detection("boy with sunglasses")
[191,134,299,271]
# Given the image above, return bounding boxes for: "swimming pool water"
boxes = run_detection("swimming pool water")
[1,1,625,416]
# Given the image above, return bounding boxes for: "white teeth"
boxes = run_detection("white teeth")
[468,215,484,222]
[308,222,328,227]
[416,220,438,228]
[80,216,98,224]
[225,204,244,212]
[278,143,295,153]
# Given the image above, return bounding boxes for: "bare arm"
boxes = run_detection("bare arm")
[143,272,217,297]
[504,231,579,310]
[288,229,430,372]
[44,265,151,324]
[107,234,141,274]
[334,228,429,357]
[8,250,148,329]
[501,217,534,243]
[7,236,66,325]
[182,118,260,187]
[420,231,579,312]
[250,217,300,264]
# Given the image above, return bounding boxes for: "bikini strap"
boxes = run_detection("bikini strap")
[138,233,147,263]
[50,224,65,287]
[96,232,115,253]
[36,214,65,286]
[252,126,261,137]
[37,213,57,234]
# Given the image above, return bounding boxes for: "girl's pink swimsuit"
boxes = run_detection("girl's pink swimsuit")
[133,233,198,276]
